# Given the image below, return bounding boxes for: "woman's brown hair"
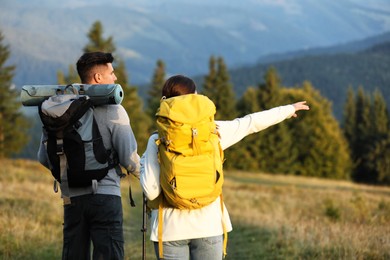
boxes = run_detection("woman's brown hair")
[162,75,196,98]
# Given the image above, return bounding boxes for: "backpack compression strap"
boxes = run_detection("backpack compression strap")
[158,201,164,258]
[220,193,227,257]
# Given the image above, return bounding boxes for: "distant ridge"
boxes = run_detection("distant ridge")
[256,31,390,64]
[1,0,389,88]
[222,37,390,119]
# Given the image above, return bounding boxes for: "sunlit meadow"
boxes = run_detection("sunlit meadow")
[1,159,389,259]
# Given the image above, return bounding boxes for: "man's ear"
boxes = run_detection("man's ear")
[93,73,102,83]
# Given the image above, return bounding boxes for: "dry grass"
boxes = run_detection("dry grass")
[0,159,63,259]
[1,159,389,259]
[0,158,153,260]
[224,171,390,259]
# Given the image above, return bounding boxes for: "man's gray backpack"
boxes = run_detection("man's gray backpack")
[36,85,123,190]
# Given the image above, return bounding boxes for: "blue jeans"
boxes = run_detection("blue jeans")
[62,194,124,260]
[153,235,223,260]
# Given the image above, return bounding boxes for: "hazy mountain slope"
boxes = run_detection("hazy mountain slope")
[225,41,390,119]
[1,0,389,87]
[257,31,390,64]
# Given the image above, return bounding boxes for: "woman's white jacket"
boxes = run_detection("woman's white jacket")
[140,104,296,242]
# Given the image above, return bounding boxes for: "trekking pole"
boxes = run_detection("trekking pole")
[141,193,147,260]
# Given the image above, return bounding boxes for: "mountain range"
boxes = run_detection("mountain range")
[225,32,390,119]
[1,0,390,88]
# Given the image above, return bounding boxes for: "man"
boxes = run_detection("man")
[38,52,140,259]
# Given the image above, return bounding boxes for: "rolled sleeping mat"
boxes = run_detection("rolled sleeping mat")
[21,84,124,106]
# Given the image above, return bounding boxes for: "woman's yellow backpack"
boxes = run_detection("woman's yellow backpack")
[151,93,224,209]
[150,94,228,258]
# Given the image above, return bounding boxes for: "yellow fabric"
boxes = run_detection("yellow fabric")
[220,194,227,258]
[150,94,224,210]
[158,202,163,258]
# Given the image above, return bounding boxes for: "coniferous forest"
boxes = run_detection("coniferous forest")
[1,21,389,185]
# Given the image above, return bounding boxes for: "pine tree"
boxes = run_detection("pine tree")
[202,56,236,120]
[344,87,390,184]
[342,86,356,153]
[230,68,287,172]
[256,68,295,173]
[352,87,373,182]
[0,31,30,158]
[236,86,259,116]
[372,89,389,135]
[83,21,116,53]
[202,56,217,99]
[258,67,282,108]
[82,20,129,90]
[225,87,260,170]
[116,60,151,152]
[215,57,236,119]
[372,133,390,184]
[285,82,351,178]
[57,65,80,85]
[369,89,390,184]
[147,59,166,127]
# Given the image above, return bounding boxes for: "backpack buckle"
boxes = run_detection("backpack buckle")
[192,128,198,137]
[56,139,64,155]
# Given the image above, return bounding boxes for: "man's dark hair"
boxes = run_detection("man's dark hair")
[162,75,197,98]
[76,52,114,83]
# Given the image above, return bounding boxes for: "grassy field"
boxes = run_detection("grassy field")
[1,159,389,259]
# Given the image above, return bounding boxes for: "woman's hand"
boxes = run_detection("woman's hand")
[291,101,310,117]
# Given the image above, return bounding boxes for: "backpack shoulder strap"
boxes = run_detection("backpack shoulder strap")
[57,139,71,205]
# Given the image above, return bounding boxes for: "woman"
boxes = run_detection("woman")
[140,75,309,260]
